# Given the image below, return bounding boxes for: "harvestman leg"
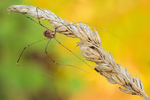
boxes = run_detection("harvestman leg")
[54,38,93,69]
[36,7,49,29]
[45,39,88,73]
[53,27,93,69]
[16,38,64,84]
[16,38,48,65]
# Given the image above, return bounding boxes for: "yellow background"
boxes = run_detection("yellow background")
[1,0,150,100]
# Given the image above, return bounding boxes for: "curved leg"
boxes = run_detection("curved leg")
[16,38,64,84]
[45,39,88,73]
[54,38,93,69]
[12,7,49,30]
[36,7,49,29]
[16,38,47,65]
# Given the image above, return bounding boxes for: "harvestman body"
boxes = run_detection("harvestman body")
[14,7,93,74]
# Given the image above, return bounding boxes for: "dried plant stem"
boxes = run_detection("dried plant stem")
[8,5,150,100]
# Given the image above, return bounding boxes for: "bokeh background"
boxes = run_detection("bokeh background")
[1,0,150,100]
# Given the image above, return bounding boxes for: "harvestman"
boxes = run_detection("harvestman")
[13,7,93,74]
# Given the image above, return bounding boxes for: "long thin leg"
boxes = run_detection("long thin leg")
[45,39,89,73]
[35,7,48,29]
[54,38,93,69]
[16,38,47,65]
[16,39,64,84]
[12,7,49,30]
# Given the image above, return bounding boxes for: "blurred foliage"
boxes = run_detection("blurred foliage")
[1,0,150,100]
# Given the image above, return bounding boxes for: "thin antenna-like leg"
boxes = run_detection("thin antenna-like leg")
[36,7,41,24]
[45,39,89,73]
[16,38,64,84]
[16,38,64,83]
[16,38,47,65]
[12,7,49,30]
[54,38,93,69]
[35,7,48,29]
